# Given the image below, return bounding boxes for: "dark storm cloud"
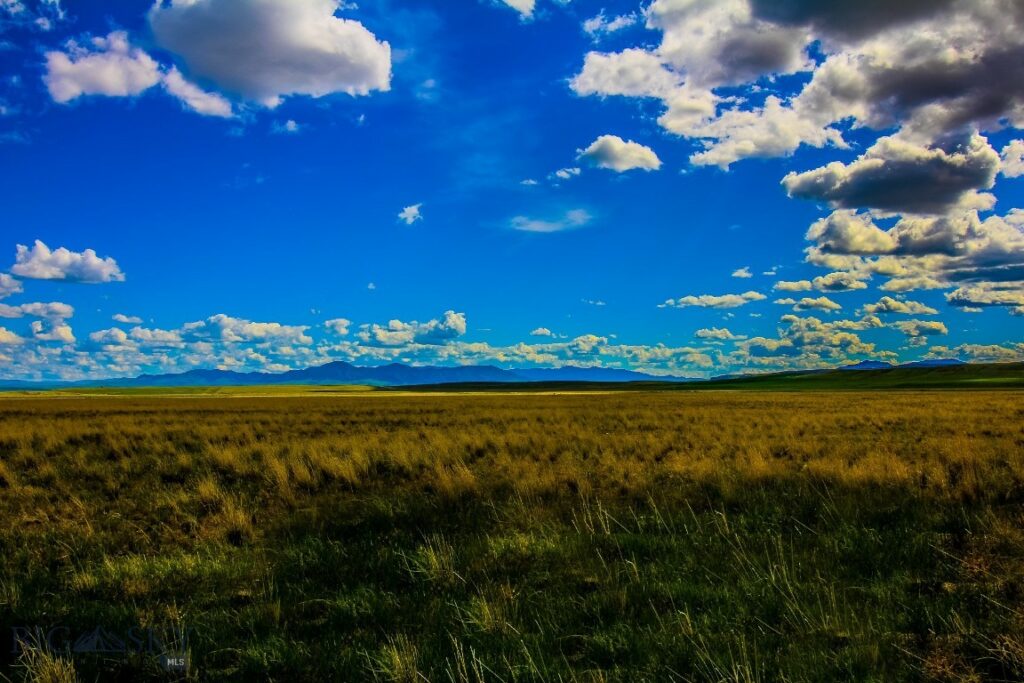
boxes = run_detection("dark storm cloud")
[749,0,958,41]
[713,27,807,85]
[945,265,1024,283]
[783,134,1000,215]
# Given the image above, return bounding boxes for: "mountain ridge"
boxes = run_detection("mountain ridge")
[0,361,698,390]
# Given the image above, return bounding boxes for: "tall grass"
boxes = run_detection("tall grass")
[0,391,1023,680]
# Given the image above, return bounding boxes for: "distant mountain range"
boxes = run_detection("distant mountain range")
[0,357,1016,392]
[0,360,698,390]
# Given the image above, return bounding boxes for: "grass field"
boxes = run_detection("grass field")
[2,391,1024,681]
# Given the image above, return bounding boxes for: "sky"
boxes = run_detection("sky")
[1,0,1023,381]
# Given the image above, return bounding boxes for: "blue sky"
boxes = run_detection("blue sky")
[1,0,1023,380]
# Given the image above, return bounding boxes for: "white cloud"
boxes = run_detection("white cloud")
[571,1,1024,170]
[812,271,868,292]
[358,310,467,346]
[0,301,73,319]
[1002,140,1024,178]
[112,313,142,324]
[0,273,22,300]
[183,314,313,345]
[696,327,743,341]
[928,343,1024,363]
[802,208,1024,293]
[324,318,351,335]
[773,280,812,292]
[578,135,661,172]
[273,119,301,134]
[149,0,391,107]
[0,326,23,346]
[30,320,74,343]
[946,282,1024,310]
[11,240,124,283]
[582,12,637,38]
[398,203,423,225]
[162,66,233,117]
[893,319,948,339]
[551,167,581,181]
[510,209,592,233]
[90,327,130,346]
[130,327,183,347]
[861,297,938,316]
[44,31,161,103]
[789,296,841,312]
[498,0,535,19]
[661,291,766,309]
[530,327,554,337]
[731,266,752,278]
[806,211,897,256]
[571,48,680,99]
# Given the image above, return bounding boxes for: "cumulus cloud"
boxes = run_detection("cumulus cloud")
[398,203,423,225]
[530,327,554,337]
[788,296,842,312]
[183,314,313,345]
[731,266,752,278]
[946,282,1024,309]
[551,167,581,181]
[30,320,74,343]
[571,49,681,99]
[783,134,1000,216]
[130,327,184,347]
[0,273,23,300]
[1002,140,1024,178]
[802,208,1024,292]
[736,312,886,366]
[0,301,73,320]
[861,297,938,315]
[510,209,592,233]
[44,31,161,103]
[806,211,897,256]
[43,30,237,117]
[358,310,467,346]
[0,326,24,345]
[11,241,124,283]
[578,135,661,172]
[89,327,131,347]
[112,313,142,324]
[661,291,766,309]
[928,342,1024,363]
[774,280,812,292]
[571,0,1024,168]
[324,318,351,335]
[812,271,869,292]
[696,327,744,341]
[149,0,391,107]
[893,319,948,339]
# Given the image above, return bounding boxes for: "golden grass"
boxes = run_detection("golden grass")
[1,390,1023,681]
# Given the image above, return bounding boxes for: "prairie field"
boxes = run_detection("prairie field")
[1,391,1024,681]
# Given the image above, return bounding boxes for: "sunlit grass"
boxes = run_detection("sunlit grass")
[1,391,1023,680]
